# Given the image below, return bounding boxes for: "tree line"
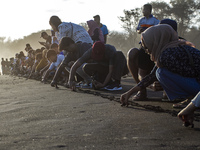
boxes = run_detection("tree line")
[1,0,200,59]
[117,0,200,53]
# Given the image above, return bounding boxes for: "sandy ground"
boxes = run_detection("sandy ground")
[0,75,200,150]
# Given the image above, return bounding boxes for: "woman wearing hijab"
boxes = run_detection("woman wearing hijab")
[121,24,200,108]
[87,20,104,43]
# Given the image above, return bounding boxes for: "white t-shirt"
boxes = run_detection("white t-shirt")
[49,54,64,70]
[56,22,93,44]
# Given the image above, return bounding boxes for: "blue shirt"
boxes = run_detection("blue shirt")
[137,15,159,31]
[100,24,108,35]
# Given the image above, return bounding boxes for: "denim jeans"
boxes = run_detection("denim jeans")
[156,68,200,100]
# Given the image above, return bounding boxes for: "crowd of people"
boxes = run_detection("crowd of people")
[1,58,14,75]
[1,4,200,128]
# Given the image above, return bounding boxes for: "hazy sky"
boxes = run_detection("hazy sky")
[1,0,170,40]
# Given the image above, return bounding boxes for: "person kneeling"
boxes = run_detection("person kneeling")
[42,50,64,83]
[68,41,128,91]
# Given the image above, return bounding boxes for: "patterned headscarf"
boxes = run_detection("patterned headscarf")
[141,24,185,67]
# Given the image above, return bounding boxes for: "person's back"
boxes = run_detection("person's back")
[57,22,93,44]
[49,16,93,45]
[78,44,117,66]
[51,37,92,86]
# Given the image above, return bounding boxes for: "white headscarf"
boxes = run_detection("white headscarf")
[141,24,185,67]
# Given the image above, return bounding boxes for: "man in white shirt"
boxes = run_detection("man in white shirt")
[49,16,93,45]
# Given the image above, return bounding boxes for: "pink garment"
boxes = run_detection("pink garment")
[87,20,104,43]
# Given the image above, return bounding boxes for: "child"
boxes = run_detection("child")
[42,50,64,82]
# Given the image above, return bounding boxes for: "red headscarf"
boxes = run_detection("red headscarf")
[91,41,105,61]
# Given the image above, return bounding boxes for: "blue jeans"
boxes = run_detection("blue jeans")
[156,68,200,100]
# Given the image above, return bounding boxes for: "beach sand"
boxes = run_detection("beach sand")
[0,75,200,150]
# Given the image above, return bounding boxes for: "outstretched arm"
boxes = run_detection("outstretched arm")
[68,60,82,89]
[120,66,158,106]
[120,86,141,106]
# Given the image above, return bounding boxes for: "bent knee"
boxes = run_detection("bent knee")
[127,48,139,60]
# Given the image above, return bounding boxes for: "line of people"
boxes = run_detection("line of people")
[1,58,14,75]
[121,4,200,128]
[2,4,200,128]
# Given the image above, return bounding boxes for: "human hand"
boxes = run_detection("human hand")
[92,80,104,89]
[178,103,195,128]
[178,114,194,128]
[120,92,130,107]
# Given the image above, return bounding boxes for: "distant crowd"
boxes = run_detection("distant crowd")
[1,4,200,128]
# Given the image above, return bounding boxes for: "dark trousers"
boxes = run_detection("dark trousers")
[138,48,154,71]
[83,51,128,83]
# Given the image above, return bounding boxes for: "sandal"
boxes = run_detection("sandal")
[149,81,163,91]
[173,99,191,109]
[132,89,147,101]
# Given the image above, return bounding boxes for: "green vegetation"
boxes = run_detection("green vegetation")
[1,0,200,59]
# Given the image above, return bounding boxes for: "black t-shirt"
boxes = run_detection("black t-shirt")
[64,42,91,65]
[78,44,117,66]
